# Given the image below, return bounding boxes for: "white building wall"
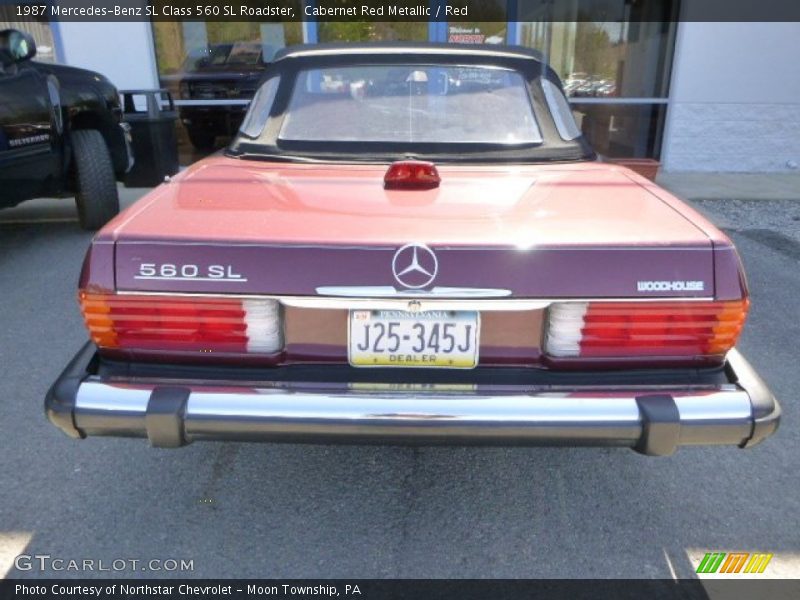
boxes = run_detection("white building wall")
[54,20,159,90]
[662,21,800,172]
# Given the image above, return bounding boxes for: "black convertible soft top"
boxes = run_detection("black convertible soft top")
[228,42,595,164]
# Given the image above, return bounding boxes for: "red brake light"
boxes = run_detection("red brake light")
[384,160,441,189]
[546,299,749,362]
[79,292,282,356]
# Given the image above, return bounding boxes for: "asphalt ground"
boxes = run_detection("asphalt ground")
[0,190,797,581]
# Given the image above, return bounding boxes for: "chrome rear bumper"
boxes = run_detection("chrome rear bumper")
[46,344,780,456]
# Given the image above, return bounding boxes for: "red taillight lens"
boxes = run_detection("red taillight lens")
[79,292,282,355]
[384,160,441,189]
[546,300,749,360]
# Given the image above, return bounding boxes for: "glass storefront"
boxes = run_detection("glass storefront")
[318,22,428,42]
[518,0,676,158]
[149,0,678,163]
[151,21,302,162]
[446,0,508,44]
[520,13,676,99]
[571,103,667,158]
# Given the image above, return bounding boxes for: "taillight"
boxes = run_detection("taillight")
[545,299,749,360]
[384,160,441,189]
[79,292,282,355]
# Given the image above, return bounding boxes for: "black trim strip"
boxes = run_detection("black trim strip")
[44,342,95,439]
[724,350,782,448]
[634,394,681,456]
[97,356,731,388]
[145,387,190,448]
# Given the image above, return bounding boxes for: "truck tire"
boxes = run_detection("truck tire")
[72,129,120,230]
[187,127,216,151]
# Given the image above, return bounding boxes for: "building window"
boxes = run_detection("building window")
[150,21,302,163]
[446,0,508,44]
[317,22,428,42]
[571,103,667,159]
[517,0,678,158]
[521,19,676,99]
[148,0,678,163]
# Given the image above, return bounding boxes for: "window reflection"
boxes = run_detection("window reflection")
[516,0,677,160]
[317,22,428,42]
[152,21,302,160]
[446,0,508,44]
[519,0,677,98]
[571,103,667,158]
[145,0,678,164]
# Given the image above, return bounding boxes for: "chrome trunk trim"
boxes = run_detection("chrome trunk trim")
[315,286,513,298]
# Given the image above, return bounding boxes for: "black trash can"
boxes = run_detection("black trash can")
[121,89,179,187]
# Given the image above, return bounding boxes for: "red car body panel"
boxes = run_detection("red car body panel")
[88,156,744,303]
[78,156,747,368]
[106,156,713,246]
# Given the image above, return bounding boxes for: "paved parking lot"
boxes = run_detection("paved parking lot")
[0,182,797,580]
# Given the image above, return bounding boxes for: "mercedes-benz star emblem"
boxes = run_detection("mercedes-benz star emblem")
[392,243,438,289]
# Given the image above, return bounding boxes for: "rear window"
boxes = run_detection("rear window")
[279,65,543,145]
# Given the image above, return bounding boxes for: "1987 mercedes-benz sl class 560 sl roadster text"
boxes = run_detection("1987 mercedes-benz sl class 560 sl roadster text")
[46,44,780,456]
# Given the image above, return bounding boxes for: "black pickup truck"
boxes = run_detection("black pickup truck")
[0,29,132,229]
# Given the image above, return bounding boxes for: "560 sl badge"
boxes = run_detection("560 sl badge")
[135,262,247,282]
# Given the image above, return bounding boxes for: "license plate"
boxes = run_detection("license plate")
[348,310,480,368]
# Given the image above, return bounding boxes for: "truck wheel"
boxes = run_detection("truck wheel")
[187,127,216,151]
[72,129,120,230]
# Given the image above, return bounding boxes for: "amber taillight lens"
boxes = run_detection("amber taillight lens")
[545,299,749,359]
[79,292,282,355]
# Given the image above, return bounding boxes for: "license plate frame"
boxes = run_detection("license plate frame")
[348,309,480,369]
